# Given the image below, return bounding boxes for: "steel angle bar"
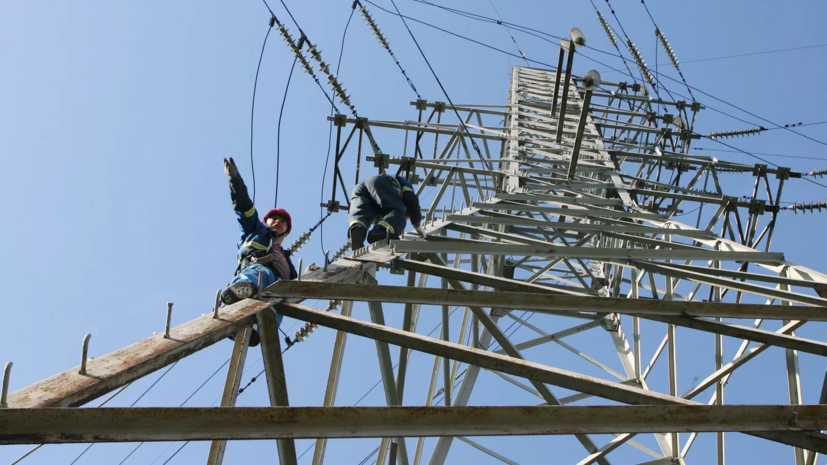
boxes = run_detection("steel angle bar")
[452,213,717,239]
[681,320,806,400]
[207,326,253,465]
[392,241,785,263]
[496,192,624,207]
[475,203,666,222]
[631,261,827,307]
[644,315,827,357]
[258,308,298,465]
[4,405,827,444]
[456,437,520,465]
[273,302,827,452]
[311,301,354,465]
[6,260,372,409]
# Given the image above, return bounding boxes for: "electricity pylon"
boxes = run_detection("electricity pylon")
[3,32,827,465]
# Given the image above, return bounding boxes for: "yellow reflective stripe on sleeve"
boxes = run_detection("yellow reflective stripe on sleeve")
[401,186,413,193]
[243,206,256,218]
[350,220,367,229]
[242,241,269,251]
[377,221,395,234]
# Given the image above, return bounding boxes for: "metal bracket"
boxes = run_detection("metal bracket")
[79,334,92,375]
[320,199,343,213]
[366,153,390,169]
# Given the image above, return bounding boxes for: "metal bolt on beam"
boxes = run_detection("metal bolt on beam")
[0,362,11,408]
[297,259,303,282]
[164,303,173,339]
[257,271,263,300]
[213,289,221,319]
[324,250,331,272]
[79,334,92,375]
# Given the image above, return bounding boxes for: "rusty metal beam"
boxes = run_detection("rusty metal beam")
[7,261,373,409]
[2,406,826,445]
[267,281,827,321]
[274,302,827,453]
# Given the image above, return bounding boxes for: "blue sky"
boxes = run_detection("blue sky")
[2,0,827,463]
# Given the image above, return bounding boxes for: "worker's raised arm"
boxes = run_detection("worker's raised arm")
[396,175,423,227]
[224,157,260,235]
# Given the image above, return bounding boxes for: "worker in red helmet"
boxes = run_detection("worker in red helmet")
[222,158,297,345]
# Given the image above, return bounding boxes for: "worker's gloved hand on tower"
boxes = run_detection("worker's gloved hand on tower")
[414,225,427,239]
[223,157,240,180]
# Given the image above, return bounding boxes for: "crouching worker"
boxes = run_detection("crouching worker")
[222,157,298,346]
[348,173,426,250]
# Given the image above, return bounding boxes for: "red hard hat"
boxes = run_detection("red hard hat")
[263,208,292,234]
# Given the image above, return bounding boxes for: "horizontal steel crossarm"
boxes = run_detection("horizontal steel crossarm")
[630,261,827,307]
[654,262,827,291]
[392,241,785,263]
[496,192,624,206]
[335,117,505,141]
[6,260,374,408]
[272,303,827,452]
[455,213,717,239]
[476,202,668,222]
[3,405,827,444]
[266,282,827,322]
[644,315,827,357]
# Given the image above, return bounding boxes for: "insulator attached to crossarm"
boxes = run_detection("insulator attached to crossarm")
[805,168,827,178]
[627,40,655,88]
[707,126,766,140]
[656,29,680,69]
[359,5,391,50]
[783,200,827,214]
[292,299,342,344]
[596,10,617,48]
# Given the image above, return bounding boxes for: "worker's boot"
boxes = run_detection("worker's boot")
[349,224,367,250]
[367,225,399,244]
[228,325,261,347]
[221,280,259,305]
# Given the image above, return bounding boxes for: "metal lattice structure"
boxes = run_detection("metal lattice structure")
[3,37,827,465]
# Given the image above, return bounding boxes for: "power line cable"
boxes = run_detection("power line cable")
[357,1,422,98]
[638,0,695,99]
[249,20,275,204]
[487,0,529,67]
[116,359,227,464]
[364,0,556,70]
[694,147,827,162]
[320,3,357,256]
[274,55,298,208]
[673,43,827,66]
[71,361,176,465]
[383,0,497,186]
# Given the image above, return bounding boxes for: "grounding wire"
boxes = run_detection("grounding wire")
[320,3,357,256]
[274,55,298,208]
[249,22,275,205]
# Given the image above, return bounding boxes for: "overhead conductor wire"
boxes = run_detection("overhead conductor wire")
[249,18,276,204]
[320,2,357,255]
[385,0,497,187]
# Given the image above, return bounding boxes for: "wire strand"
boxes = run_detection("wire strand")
[275,56,298,208]
[249,24,274,205]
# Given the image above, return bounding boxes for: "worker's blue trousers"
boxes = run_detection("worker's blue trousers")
[231,263,282,326]
[349,175,407,237]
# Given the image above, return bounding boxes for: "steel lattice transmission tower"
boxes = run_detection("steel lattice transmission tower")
[3,31,827,465]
